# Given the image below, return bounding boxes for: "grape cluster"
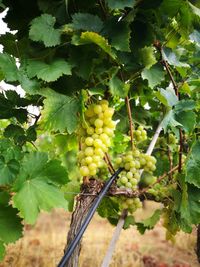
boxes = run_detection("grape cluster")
[115,149,157,190]
[78,100,116,177]
[119,197,142,213]
[134,125,147,142]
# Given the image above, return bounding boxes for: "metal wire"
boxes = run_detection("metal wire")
[57,168,123,267]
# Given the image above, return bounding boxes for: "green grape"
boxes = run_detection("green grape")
[133,125,147,143]
[78,100,116,178]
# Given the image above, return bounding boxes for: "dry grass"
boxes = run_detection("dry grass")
[0,202,199,267]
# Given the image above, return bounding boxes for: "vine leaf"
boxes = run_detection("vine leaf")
[181,184,200,225]
[29,14,61,47]
[136,209,162,234]
[71,13,103,33]
[186,140,200,188]
[155,88,178,107]
[73,31,116,60]
[0,205,23,244]
[0,192,23,257]
[106,0,135,9]
[175,111,196,133]
[162,48,189,68]
[0,53,18,82]
[140,46,157,69]
[0,157,20,185]
[109,69,130,97]
[174,100,196,112]
[41,90,80,133]
[13,152,68,224]
[161,110,182,132]
[141,64,165,88]
[27,60,72,82]
[103,19,131,52]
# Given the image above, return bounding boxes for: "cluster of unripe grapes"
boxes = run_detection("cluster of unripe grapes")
[115,149,157,190]
[78,100,116,177]
[133,125,147,142]
[119,197,142,213]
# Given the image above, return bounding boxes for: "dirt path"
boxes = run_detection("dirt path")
[0,205,199,267]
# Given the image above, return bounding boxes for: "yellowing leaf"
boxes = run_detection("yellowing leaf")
[80,32,116,59]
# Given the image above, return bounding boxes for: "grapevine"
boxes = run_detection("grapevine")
[0,1,199,266]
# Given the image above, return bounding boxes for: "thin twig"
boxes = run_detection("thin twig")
[103,156,114,175]
[139,164,179,195]
[105,152,115,173]
[125,95,135,150]
[167,134,173,179]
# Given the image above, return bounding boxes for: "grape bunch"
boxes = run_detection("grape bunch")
[78,100,116,177]
[119,197,142,213]
[115,149,157,190]
[134,125,147,142]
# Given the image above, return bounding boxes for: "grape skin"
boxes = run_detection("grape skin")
[78,100,116,177]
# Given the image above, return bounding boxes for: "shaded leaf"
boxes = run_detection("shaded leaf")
[41,90,80,133]
[0,53,18,82]
[106,0,135,9]
[186,140,200,188]
[0,157,20,185]
[0,205,23,244]
[27,60,72,82]
[72,13,103,32]
[141,64,165,88]
[175,111,196,133]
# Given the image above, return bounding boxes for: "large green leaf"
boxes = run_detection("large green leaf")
[161,110,182,132]
[41,90,80,133]
[71,13,103,32]
[175,110,196,133]
[103,19,131,52]
[29,14,61,47]
[186,140,200,188]
[141,64,165,88]
[0,53,18,82]
[13,152,68,224]
[27,60,72,82]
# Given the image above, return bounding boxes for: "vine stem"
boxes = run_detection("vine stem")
[104,152,115,174]
[101,120,163,267]
[125,95,135,151]
[154,41,183,173]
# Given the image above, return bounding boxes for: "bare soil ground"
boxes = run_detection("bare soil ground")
[0,202,199,267]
